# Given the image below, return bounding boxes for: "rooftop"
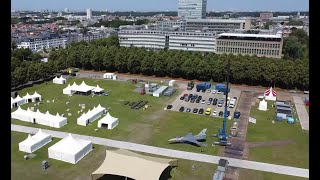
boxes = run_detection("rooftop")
[218,32,282,39]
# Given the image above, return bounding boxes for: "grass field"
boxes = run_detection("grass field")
[11,77,229,155]
[11,131,217,180]
[246,101,309,168]
[12,131,306,180]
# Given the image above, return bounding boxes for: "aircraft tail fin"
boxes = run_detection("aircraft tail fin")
[197,128,207,136]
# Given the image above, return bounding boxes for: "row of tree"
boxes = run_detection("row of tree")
[47,35,308,90]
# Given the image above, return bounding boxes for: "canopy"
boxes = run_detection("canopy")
[23,93,33,100]
[11,95,26,108]
[264,87,277,101]
[91,149,177,180]
[11,107,67,128]
[98,112,119,129]
[63,81,96,94]
[258,99,267,111]
[92,85,104,93]
[48,133,93,164]
[53,76,67,84]
[77,104,106,126]
[19,129,52,153]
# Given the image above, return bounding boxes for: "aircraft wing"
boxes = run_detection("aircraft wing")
[183,133,201,146]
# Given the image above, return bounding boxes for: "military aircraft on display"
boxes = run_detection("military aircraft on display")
[168,129,207,147]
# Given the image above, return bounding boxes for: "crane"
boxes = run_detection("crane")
[213,60,231,146]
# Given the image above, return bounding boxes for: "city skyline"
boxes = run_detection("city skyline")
[11,0,309,12]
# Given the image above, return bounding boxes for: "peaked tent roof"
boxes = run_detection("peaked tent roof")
[264,87,277,97]
[99,112,118,124]
[53,76,59,80]
[48,133,92,155]
[59,76,66,80]
[32,91,41,98]
[23,93,33,99]
[92,149,177,180]
[92,85,104,92]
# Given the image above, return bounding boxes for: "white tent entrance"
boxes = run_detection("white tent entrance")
[258,99,268,111]
[98,112,119,130]
[53,76,67,84]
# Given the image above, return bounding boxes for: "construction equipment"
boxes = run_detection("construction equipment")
[213,60,231,146]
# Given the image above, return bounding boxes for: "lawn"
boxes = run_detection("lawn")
[11,77,231,155]
[239,168,308,180]
[246,100,309,168]
[11,131,217,180]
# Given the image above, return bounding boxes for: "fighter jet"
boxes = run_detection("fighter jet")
[168,129,207,147]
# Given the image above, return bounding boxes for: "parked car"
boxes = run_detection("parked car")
[198,96,202,100]
[193,108,199,113]
[227,111,230,117]
[212,100,217,106]
[205,108,212,115]
[234,111,241,119]
[179,106,185,112]
[219,111,223,117]
[212,110,217,116]
[196,99,200,103]
[199,108,204,114]
[218,100,224,107]
[186,108,191,113]
[190,98,195,103]
[217,90,221,94]
[167,105,173,109]
[206,89,211,93]
[193,94,198,99]
[212,90,216,94]
[201,99,206,104]
[180,96,185,100]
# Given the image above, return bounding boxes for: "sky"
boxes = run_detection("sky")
[11,0,309,12]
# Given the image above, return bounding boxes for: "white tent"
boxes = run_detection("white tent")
[48,133,93,164]
[31,91,42,102]
[11,107,67,128]
[264,87,277,101]
[62,81,96,95]
[53,76,67,84]
[98,112,119,129]
[103,73,114,79]
[92,85,104,93]
[11,95,26,108]
[77,104,106,126]
[19,129,52,153]
[23,93,33,103]
[63,84,73,95]
[258,99,268,111]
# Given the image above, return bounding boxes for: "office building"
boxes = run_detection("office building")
[216,32,283,59]
[260,12,273,22]
[118,29,216,53]
[86,8,92,20]
[17,35,68,52]
[186,19,251,33]
[178,0,207,19]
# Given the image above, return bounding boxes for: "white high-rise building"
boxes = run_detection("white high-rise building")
[86,8,92,20]
[178,0,207,19]
[64,8,69,13]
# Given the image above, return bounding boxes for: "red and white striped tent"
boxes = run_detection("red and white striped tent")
[264,87,277,101]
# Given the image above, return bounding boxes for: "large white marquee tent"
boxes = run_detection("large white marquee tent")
[258,99,268,111]
[11,107,67,128]
[48,133,93,164]
[98,112,119,130]
[11,95,26,108]
[23,91,42,104]
[19,129,52,153]
[77,104,106,126]
[63,81,102,95]
[53,76,67,84]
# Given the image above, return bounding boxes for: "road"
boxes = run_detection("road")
[11,124,309,178]
[293,96,309,130]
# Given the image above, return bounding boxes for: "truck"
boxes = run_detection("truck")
[196,82,211,92]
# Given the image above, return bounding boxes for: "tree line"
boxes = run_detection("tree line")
[47,35,308,90]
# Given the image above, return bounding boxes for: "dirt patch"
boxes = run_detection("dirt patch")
[126,123,154,144]
[247,140,295,148]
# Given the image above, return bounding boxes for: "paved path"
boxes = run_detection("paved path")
[293,96,309,131]
[11,124,309,178]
